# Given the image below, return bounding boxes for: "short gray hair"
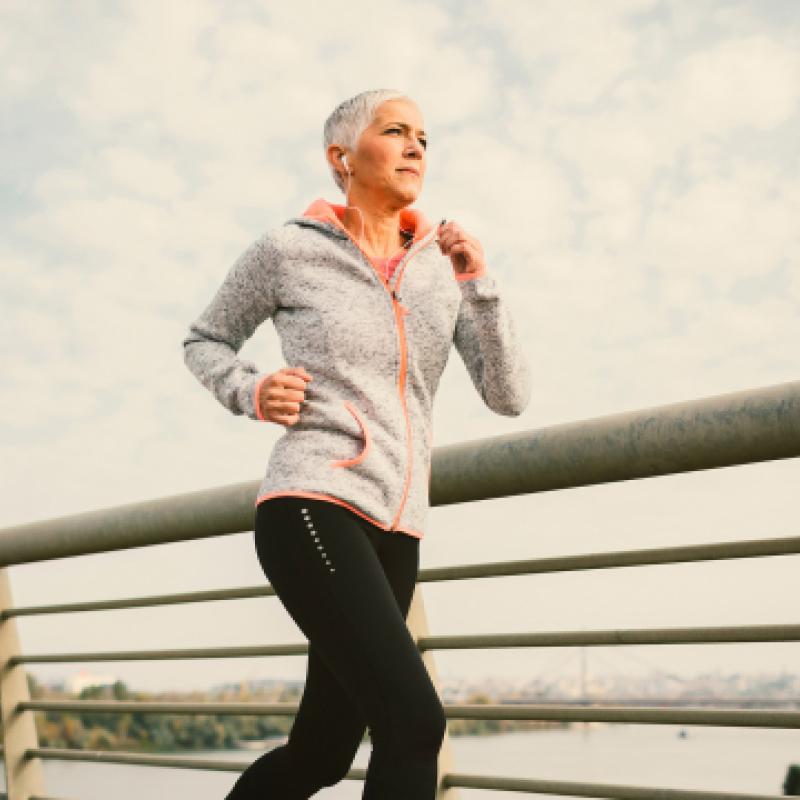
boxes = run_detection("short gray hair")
[323,89,411,194]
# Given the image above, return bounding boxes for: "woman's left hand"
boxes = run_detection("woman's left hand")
[436,220,486,278]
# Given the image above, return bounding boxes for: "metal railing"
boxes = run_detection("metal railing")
[1,379,799,800]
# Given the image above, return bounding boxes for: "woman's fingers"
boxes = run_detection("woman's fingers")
[448,240,481,273]
[439,236,470,254]
[272,411,300,426]
[283,365,313,383]
[274,399,302,413]
[437,221,486,276]
[272,386,306,403]
[275,370,311,391]
[437,220,470,243]
[438,230,478,259]
[268,395,303,425]
[451,240,481,256]
[258,366,313,426]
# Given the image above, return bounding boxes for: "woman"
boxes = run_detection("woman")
[182,88,531,799]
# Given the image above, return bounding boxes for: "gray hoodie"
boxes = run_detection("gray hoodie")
[182,198,531,539]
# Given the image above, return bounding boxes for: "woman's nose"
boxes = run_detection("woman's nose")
[404,139,424,159]
[405,136,423,155]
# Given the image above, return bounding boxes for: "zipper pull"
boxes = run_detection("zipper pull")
[391,289,410,315]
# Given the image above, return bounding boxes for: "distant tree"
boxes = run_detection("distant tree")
[112,680,129,700]
[86,728,117,750]
[62,717,87,749]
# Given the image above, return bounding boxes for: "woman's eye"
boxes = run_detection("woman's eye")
[386,128,426,149]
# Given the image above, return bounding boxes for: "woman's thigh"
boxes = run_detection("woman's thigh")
[370,519,420,620]
[253,496,441,753]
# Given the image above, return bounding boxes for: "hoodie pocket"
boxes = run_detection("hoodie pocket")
[330,400,371,469]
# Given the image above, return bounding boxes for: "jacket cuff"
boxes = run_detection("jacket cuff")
[250,373,273,422]
[455,263,488,282]
[456,270,496,295]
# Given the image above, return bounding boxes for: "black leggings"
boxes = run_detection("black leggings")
[224,496,447,799]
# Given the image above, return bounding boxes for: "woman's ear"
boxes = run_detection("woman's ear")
[326,145,350,181]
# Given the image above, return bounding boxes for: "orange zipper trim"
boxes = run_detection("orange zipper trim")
[330,400,372,468]
[386,231,437,529]
[389,297,412,529]
[255,490,424,538]
[309,216,436,532]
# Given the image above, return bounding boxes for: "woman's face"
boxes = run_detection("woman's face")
[344,98,427,206]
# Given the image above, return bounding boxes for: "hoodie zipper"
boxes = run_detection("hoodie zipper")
[336,226,436,531]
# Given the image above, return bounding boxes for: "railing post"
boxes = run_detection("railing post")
[407,583,462,800]
[0,568,45,800]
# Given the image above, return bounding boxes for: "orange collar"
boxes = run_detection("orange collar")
[302,197,434,245]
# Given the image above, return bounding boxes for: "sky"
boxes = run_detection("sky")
[1,0,799,694]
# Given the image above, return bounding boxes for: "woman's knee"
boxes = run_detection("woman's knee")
[415,696,447,757]
[286,729,363,790]
[375,692,447,759]
[314,758,355,789]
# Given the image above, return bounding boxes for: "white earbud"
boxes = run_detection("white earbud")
[341,153,351,175]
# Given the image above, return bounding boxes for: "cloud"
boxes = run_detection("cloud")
[670,34,800,132]
[3,1,800,691]
[642,161,800,290]
[469,0,658,106]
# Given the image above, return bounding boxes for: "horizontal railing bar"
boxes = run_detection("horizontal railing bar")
[10,621,799,667]
[27,746,367,779]
[416,622,800,651]
[510,696,800,706]
[444,771,787,800]
[0,584,276,620]
[23,700,299,716]
[16,750,790,800]
[0,481,261,566]
[21,749,790,799]
[502,697,800,708]
[23,696,800,715]
[28,746,269,773]
[1,380,797,566]
[442,703,800,728]
[19,699,800,728]
[420,533,800,584]
[15,747,783,800]
[431,379,800,507]
[29,797,79,800]
[8,642,309,665]
[5,534,799,621]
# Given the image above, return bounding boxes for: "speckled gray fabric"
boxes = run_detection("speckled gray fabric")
[182,200,531,539]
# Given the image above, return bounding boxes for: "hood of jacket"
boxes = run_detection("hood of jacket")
[299,197,435,248]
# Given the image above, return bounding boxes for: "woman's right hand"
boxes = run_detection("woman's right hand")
[257,366,313,426]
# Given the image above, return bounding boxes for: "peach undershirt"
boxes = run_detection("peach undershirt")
[365,228,414,281]
[369,248,407,282]
[366,231,487,284]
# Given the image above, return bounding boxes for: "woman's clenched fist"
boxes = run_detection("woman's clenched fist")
[257,366,313,426]
[436,219,486,279]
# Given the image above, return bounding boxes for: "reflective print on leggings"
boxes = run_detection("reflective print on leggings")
[224,496,447,800]
[300,504,335,573]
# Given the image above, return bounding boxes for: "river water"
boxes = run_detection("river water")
[9,723,800,798]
